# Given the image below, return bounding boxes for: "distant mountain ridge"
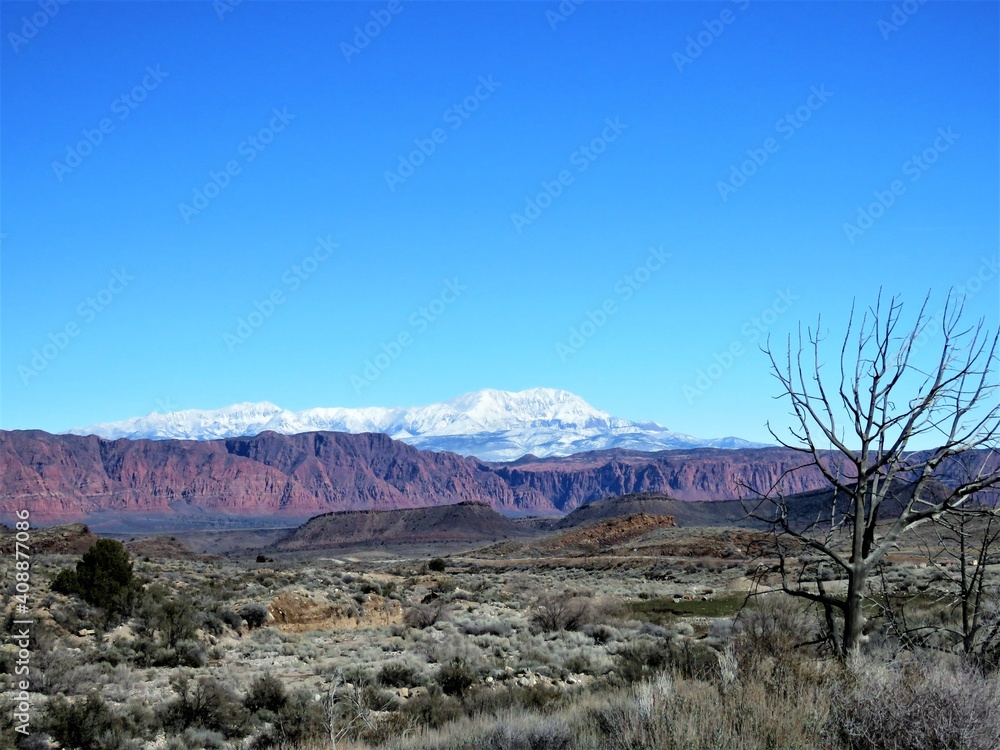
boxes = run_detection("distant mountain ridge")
[2,429,995,525]
[2,429,831,522]
[67,388,766,461]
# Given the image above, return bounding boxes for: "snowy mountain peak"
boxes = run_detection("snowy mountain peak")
[67,388,766,461]
[73,401,287,442]
[443,387,614,431]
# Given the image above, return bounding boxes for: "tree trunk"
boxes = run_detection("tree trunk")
[843,567,866,656]
[960,528,974,655]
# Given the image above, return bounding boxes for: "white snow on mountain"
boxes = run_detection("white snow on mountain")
[67,388,767,461]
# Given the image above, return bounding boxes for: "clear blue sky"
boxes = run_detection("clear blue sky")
[2,1,998,443]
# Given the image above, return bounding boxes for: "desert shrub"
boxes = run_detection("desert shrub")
[460,619,512,637]
[436,657,478,696]
[244,672,288,714]
[50,540,143,623]
[404,602,445,629]
[831,658,1000,750]
[385,710,578,750]
[379,660,425,688]
[45,694,125,750]
[241,603,269,629]
[160,674,249,739]
[401,690,463,730]
[612,638,671,683]
[175,639,209,668]
[463,682,564,716]
[164,727,226,749]
[132,629,206,669]
[15,736,52,750]
[51,567,81,596]
[429,557,447,573]
[48,593,96,636]
[251,690,325,749]
[590,674,676,750]
[218,606,244,632]
[563,651,597,674]
[532,592,593,632]
[583,623,616,645]
[195,598,242,636]
[141,589,198,649]
[359,710,415,746]
[638,622,668,638]
[733,594,818,665]
[589,667,830,750]
[76,540,145,619]
[477,715,576,750]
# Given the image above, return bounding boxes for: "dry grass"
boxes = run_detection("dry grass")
[3,534,1000,749]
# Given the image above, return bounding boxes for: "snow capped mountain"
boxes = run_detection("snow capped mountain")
[71,401,288,442]
[67,388,766,461]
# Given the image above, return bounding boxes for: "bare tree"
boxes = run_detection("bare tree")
[935,510,1000,662]
[745,292,1000,657]
[871,505,1000,666]
[322,668,398,749]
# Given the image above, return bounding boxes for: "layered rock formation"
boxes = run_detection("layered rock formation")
[1,429,994,523]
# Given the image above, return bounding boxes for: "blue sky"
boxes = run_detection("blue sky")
[1,0,998,444]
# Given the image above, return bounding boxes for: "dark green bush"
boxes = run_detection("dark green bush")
[218,607,244,632]
[241,604,269,630]
[378,661,424,688]
[45,695,122,750]
[244,673,288,715]
[436,657,478,696]
[56,539,144,622]
[160,674,249,739]
[429,557,447,573]
[50,568,81,597]
[251,690,325,749]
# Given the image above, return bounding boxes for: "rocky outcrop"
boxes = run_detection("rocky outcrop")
[272,501,523,551]
[494,448,852,510]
